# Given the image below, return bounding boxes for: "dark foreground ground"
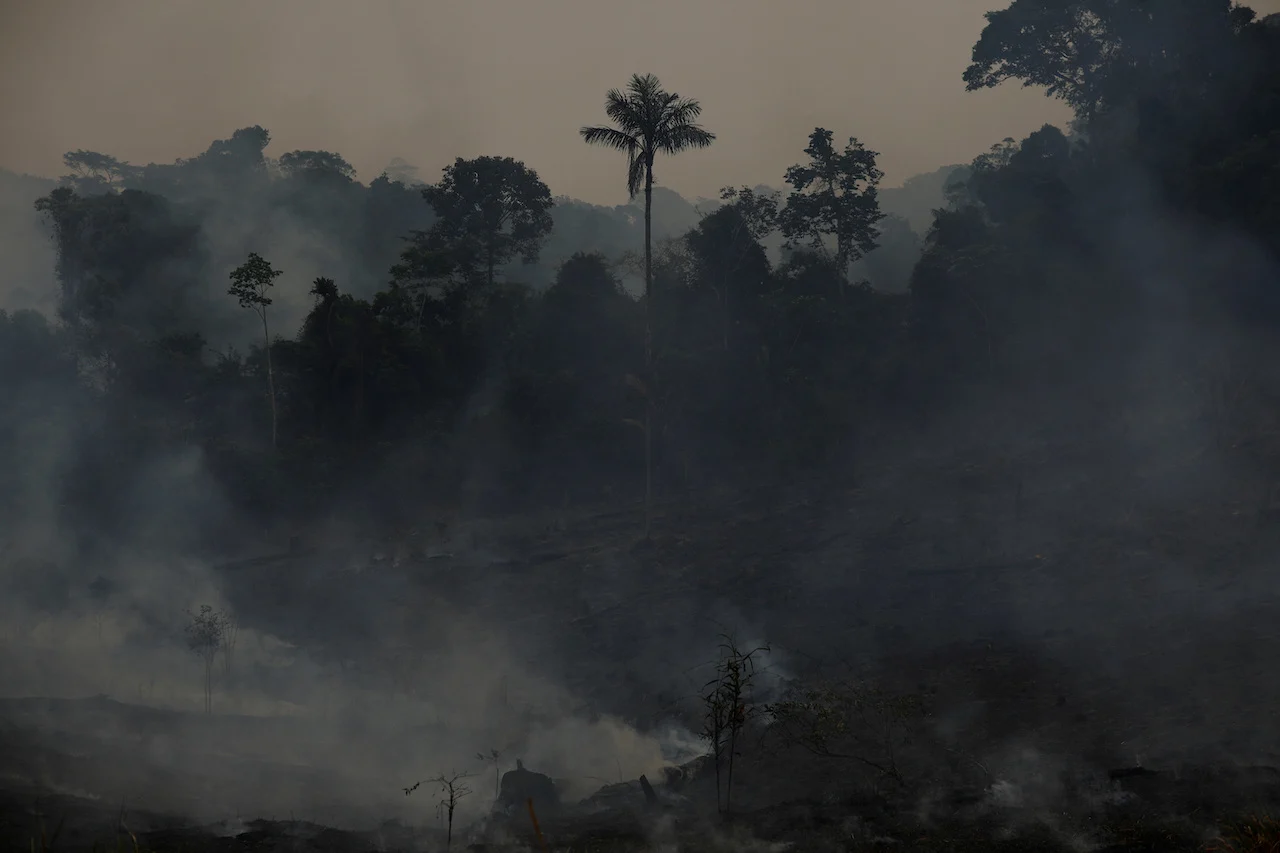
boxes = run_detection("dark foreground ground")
[3,732,1280,853]
[5,401,1280,851]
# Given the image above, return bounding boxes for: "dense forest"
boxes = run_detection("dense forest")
[5,0,1280,556]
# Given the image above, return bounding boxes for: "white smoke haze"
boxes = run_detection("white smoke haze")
[0,558,705,829]
[6,5,1280,853]
[0,404,721,832]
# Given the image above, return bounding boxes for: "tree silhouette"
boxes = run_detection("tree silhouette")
[185,605,225,715]
[701,634,770,818]
[420,156,554,291]
[277,149,357,181]
[581,73,715,538]
[962,0,1242,121]
[476,749,502,800]
[690,190,778,351]
[405,770,472,849]
[228,252,283,451]
[60,150,136,193]
[780,128,885,295]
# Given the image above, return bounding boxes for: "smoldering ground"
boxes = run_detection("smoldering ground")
[0,373,704,829]
[7,15,1280,852]
[0,543,708,830]
[4,250,1279,839]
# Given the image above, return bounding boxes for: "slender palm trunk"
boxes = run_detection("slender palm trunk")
[726,726,738,817]
[261,312,277,452]
[416,288,429,331]
[643,164,654,540]
[325,298,339,429]
[712,736,723,813]
[204,656,213,714]
[356,345,366,435]
[721,286,730,352]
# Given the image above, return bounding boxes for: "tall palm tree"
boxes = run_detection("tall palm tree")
[581,73,715,538]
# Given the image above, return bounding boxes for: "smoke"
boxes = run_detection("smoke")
[0,169,57,314]
[6,8,1280,846]
[0,320,710,832]
[0,542,705,829]
[4,128,1275,840]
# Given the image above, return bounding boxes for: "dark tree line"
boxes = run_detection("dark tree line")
[10,0,1280,546]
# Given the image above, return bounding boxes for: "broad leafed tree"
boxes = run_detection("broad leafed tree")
[419,156,555,291]
[780,128,885,295]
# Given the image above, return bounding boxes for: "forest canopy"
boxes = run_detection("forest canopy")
[6,0,1280,548]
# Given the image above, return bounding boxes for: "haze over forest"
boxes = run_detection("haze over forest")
[6,0,1280,849]
[0,0,1092,202]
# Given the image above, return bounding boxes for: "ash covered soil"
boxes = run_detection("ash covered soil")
[4,414,1280,851]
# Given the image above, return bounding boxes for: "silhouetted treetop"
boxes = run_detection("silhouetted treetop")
[581,73,715,199]
[418,156,555,290]
[278,150,357,181]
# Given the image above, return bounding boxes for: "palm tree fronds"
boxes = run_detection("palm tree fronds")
[661,125,716,155]
[580,126,639,152]
[581,126,644,198]
[626,73,663,100]
[665,97,705,125]
[604,90,641,129]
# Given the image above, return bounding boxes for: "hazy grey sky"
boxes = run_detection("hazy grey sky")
[4,0,1277,205]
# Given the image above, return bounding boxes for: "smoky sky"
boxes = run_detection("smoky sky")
[4,0,1279,205]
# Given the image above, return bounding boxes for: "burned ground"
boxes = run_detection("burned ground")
[3,398,1280,851]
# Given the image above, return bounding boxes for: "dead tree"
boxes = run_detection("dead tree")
[219,611,239,678]
[701,633,770,817]
[476,749,502,801]
[184,605,224,714]
[765,679,923,785]
[405,770,472,849]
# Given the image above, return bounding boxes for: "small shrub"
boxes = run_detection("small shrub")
[1208,816,1280,853]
